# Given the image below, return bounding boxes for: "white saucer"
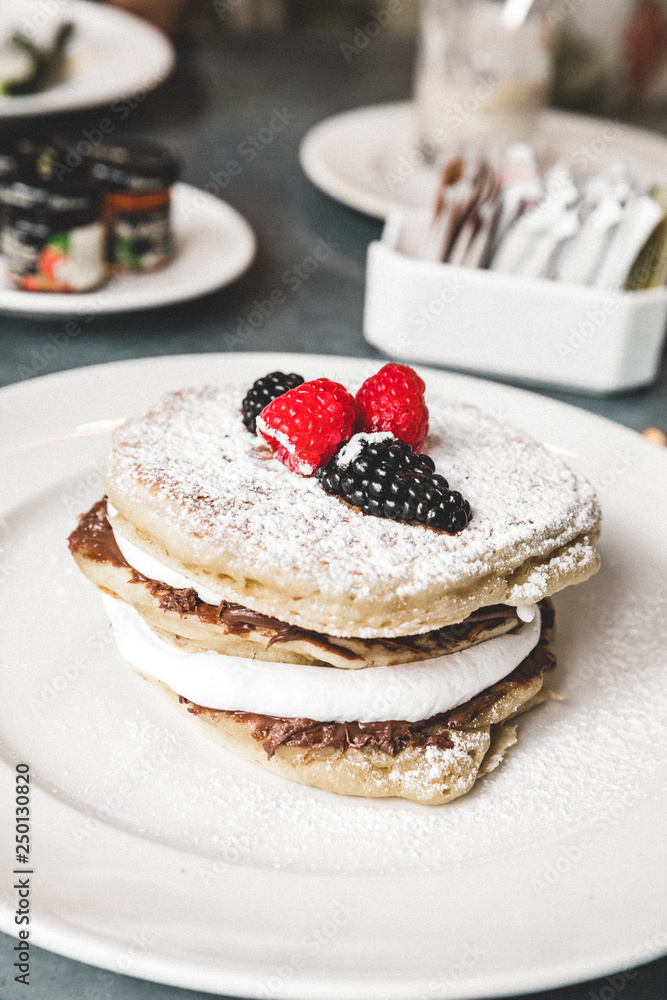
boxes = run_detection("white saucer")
[1,353,666,998]
[0,183,256,316]
[299,102,667,218]
[0,0,174,118]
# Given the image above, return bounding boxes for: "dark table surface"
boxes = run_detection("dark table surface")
[1,19,666,1000]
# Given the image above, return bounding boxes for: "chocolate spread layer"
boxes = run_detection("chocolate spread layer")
[68,498,521,659]
[182,603,556,759]
[68,498,128,567]
[136,576,199,615]
[228,713,457,758]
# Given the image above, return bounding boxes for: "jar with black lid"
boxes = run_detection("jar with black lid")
[0,136,106,293]
[87,139,179,273]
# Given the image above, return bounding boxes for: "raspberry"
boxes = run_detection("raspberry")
[355,363,429,452]
[317,433,472,533]
[242,371,304,433]
[256,378,357,476]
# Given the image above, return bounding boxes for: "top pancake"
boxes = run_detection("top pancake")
[105,384,601,637]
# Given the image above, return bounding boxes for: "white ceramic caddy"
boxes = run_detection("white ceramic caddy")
[364,210,667,394]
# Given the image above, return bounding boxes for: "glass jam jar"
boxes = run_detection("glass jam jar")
[0,139,106,293]
[87,139,180,273]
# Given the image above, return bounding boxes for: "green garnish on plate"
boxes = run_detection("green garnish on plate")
[0,21,74,97]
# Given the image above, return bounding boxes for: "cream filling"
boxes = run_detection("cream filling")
[106,501,537,624]
[102,593,541,723]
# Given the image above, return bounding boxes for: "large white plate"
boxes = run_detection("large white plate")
[1,353,666,999]
[0,0,174,118]
[0,183,256,316]
[299,102,667,218]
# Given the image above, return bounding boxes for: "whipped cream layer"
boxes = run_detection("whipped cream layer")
[107,501,537,626]
[102,594,541,723]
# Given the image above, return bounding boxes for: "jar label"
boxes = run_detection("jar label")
[109,208,173,272]
[2,220,106,292]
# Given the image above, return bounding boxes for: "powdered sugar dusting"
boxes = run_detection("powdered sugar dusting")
[106,384,600,616]
[335,432,394,469]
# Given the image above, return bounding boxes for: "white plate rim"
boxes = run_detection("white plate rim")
[299,101,667,218]
[1,352,666,999]
[0,183,256,316]
[0,0,175,118]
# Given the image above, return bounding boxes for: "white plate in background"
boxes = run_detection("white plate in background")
[0,0,174,118]
[299,102,667,218]
[0,353,666,998]
[0,183,256,316]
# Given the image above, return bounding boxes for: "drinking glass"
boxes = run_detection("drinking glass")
[414,0,551,163]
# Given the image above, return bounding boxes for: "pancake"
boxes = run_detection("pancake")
[104,384,600,638]
[68,373,600,805]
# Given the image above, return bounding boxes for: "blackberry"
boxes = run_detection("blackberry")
[317,433,472,534]
[242,371,304,433]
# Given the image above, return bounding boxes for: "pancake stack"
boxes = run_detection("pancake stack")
[68,375,601,805]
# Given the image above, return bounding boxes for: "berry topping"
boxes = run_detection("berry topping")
[257,378,357,476]
[355,363,429,452]
[242,371,305,433]
[317,433,472,533]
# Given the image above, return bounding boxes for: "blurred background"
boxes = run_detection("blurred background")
[119,0,667,116]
